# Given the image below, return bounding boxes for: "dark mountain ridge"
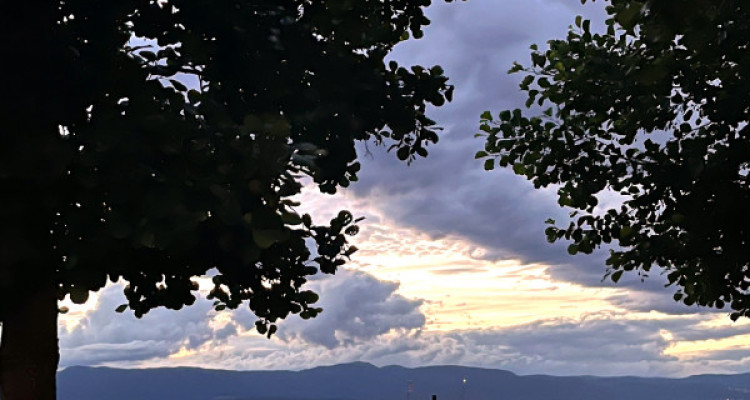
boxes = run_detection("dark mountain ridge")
[58,362,750,400]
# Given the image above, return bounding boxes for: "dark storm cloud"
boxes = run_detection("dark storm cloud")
[338,0,707,314]
[347,0,602,273]
[62,341,174,366]
[58,282,750,376]
[220,311,750,377]
[459,316,678,365]
[274,270,426,348]
[447,314,750,377]
[59,270,426,366]
[59,285,219,366]
[605,286,722,316]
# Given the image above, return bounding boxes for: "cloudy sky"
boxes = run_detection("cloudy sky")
[58,0,750,377]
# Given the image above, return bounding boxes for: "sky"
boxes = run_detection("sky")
[57,0,750,377]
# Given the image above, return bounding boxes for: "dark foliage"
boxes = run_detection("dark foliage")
[0,1,457,398]
[478,0,750,317]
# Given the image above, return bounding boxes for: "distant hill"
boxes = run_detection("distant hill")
[58,361,750,400]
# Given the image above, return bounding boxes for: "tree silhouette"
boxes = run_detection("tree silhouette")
[478,0,750,317]
[0,1,456,398]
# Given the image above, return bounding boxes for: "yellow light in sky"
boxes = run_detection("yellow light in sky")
[169,346,198,360]
[59,292,102,332]
[58,186,750,368]
[348,222,626,330]
[663,315,750,359]
[664,334,750,358]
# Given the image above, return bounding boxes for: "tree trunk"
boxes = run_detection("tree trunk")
[0,3,68,398]
[0,186,61,400]
[0,273,59,400]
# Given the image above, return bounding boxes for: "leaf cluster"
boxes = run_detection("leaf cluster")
[477,0,750,318]
[0,0,456,333]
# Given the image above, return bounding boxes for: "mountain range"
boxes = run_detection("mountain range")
[58,361,750,400]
